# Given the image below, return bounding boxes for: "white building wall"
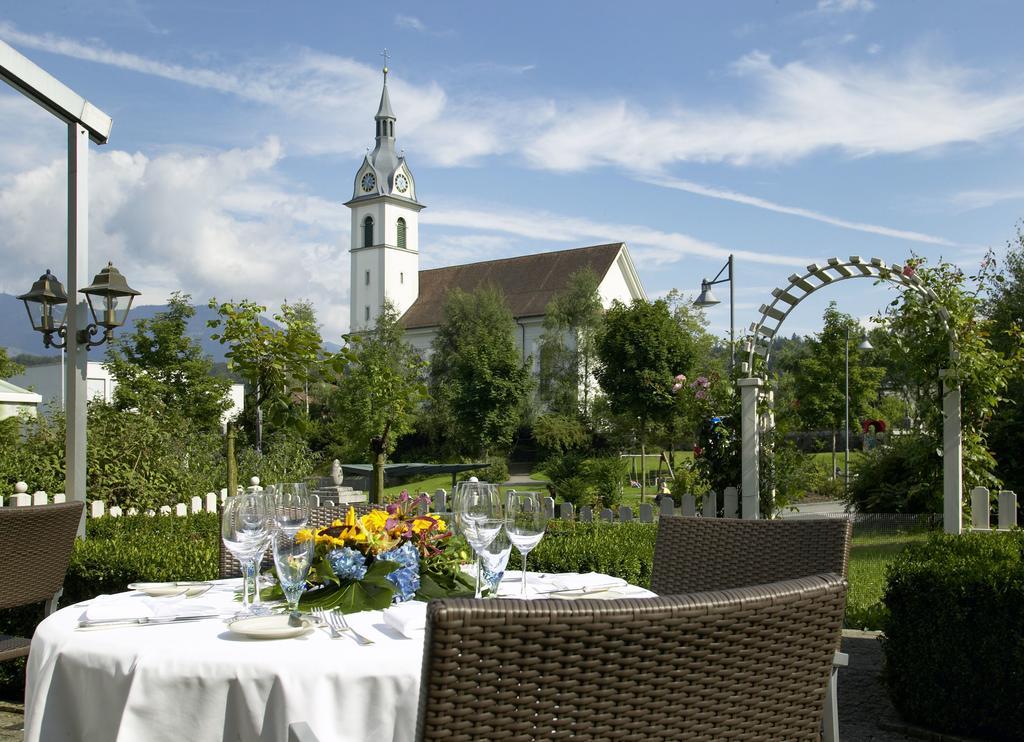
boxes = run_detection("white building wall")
[349,199,420,333]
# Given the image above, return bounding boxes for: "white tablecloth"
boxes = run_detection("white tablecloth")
[25,575,654,742]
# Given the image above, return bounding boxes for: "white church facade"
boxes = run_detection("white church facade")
[346,67,646,364]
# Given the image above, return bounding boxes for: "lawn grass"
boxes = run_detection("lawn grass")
[845,530,930,630]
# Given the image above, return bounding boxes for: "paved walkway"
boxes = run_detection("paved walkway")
[0,702,22,742]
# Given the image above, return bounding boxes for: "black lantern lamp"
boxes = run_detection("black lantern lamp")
[79,262,141,348]
[17,269,69,348]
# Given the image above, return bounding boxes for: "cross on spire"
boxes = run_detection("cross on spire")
[380,48,390,79]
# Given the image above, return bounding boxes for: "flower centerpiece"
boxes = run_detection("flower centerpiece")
[262,491,475,614]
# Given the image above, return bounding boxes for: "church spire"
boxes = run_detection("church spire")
[375,50,395,139]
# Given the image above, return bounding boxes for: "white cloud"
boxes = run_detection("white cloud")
[6,23,1024,174]
[646,175,966,247]
[395,15,427,32]
[0,138,352,339]
[949,187,1024,211]
[816,0,875,13]
[422,203,811,268]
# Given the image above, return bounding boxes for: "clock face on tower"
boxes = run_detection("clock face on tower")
[394,173,409,193]
[361,172,376,192]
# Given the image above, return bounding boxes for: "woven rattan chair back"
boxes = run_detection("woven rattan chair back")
[0,501,84,661]
[217,500,377,578]
[649,516,852,596]
[416,573,847,741]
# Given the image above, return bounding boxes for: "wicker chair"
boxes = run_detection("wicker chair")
[650,516,853,742]
[0,501,84,662]
[416,573,848,741]
[218,502,377,578]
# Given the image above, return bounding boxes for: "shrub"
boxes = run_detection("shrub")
[882,531,1024,739]
[510,521,657,587]
[585,456,626,509]
[848,434,941,513]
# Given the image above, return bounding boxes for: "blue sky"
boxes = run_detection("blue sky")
[2,0,1024,342]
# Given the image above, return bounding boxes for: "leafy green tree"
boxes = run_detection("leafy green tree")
[595,298,695,499]
[0,347,24,379]
[537,268,604,419]
[427,287,533,459]
[786,303,885,478]
[208,299,324,450]
[105,293,231,432]
[328,302,427,503]
[985,234,1024,493]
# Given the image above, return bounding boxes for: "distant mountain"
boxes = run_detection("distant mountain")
[0,294,340,363]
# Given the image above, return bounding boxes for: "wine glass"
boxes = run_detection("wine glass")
[458,483,503,599]
[221,493,271,615]
[271,482,311,534]
[272,530,314,615]
[480,526,512,597]
[505,490,548,598]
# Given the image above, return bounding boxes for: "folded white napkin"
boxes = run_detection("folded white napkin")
[383,600,427,637]
[543,573,628,593]
[81,594,218,623]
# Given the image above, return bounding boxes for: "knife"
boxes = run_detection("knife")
[77,613,223,628]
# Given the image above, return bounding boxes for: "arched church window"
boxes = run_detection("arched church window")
[397,218,407,249]
[363,216,374,247]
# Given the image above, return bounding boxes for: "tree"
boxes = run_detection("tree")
[0,347,24,380]
[208,299,324,450]
[787,303,885,478]
[985,234,1024,493]
[595,298,695,499]
[328,302,427,503]
[537,268,604,419]
[105,292,231,432]
[427,287,533,459]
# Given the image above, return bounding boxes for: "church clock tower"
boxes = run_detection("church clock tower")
[345,61,424,332]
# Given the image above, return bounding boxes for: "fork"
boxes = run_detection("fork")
[324,609,374,645]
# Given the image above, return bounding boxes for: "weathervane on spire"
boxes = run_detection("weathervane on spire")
[380,48,390,80]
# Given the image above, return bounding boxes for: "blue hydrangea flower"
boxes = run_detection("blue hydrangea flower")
[328,547,367,581]
[381,541,420,603]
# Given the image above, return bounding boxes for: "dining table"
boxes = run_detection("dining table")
[24,572,656,742]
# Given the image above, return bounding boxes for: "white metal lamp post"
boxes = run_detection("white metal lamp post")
[845,326,873,496]
[2,39,114,538]
[694,254,735,371]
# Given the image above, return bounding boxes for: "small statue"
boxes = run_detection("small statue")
[331,459,344,486]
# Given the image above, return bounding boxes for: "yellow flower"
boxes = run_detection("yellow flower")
[361,510,389,533]
[295,528,314,544]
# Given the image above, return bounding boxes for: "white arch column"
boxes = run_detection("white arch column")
[739,377,763,519]
[940,369,963,534]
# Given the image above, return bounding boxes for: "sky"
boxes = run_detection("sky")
[2,0,1024,345]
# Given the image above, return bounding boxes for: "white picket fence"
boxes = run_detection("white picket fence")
[5,478,1016,528]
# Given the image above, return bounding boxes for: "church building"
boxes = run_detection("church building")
[346,67,647,364]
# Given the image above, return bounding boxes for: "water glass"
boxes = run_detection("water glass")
[480,527,512,596]
[458,483,503,599]
[270,483,311,533]
[505,490,548,598]
[272,531,314,613]
[221,493,272,615]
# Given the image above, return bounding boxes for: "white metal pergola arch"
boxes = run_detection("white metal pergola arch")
[736,256,963,534]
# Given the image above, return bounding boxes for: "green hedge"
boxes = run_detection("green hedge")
[882,531,1024,739]
[508,521,657,588]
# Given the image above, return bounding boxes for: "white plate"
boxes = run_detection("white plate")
[127,582,212,597]
[228,614,318,640]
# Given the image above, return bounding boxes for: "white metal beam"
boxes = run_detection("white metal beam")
[0,40,111,143]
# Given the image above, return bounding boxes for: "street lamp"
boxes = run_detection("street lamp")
[845,326,873,496]
[694,254,735,371]
[18,262,139,350]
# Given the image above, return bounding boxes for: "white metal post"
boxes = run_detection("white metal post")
[940,369,963,535]
[66,122,89,539]
[738,377,763,519]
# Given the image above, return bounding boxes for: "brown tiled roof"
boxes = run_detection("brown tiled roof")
[400,243,624,330]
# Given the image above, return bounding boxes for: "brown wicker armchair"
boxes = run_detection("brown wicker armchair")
[650,516,853,742]
[416,573,848,741]
[218,502,377,578]
[0,501,84,662]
